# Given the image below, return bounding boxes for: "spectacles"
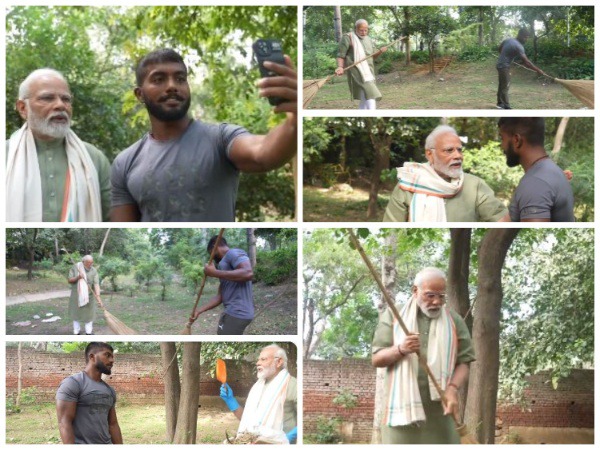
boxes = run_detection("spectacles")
[421,291,446,302]
[28,93,73,105]
[435,146,463,156]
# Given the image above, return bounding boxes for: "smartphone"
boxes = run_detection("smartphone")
[252,39,287,106]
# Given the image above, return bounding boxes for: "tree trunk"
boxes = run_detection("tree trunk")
[54,232,60,263]
[161,342,180,442]
[478,7,484,46]
[16,342,23,407]
[27,229,39,281]
[551,117,569,157]
[173,342,201,444]
[333,6,342,42]
[292,156,298,220]
[372,232,397,443]
[447,228,472,421]
[465,228,519,444]
[99,228,111,256]
[366,121,392,219]
[247,228,257,268]
[530,21,538,61]
[404,7,411,65]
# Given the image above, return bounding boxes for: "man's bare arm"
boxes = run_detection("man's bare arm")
[56,400,77,444]
[108,406,123,444]
[110,204,141,222]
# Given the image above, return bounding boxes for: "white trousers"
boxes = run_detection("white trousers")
[73,321,93,335]
[359,90,376,110]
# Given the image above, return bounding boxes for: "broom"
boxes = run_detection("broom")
[64,249,136,335]
[181,228,225,335]
[347,229,478,444]
[514,61,594,108]
[303,36,407,108]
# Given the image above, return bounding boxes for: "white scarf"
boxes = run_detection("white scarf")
[6,123,102,222]
[238,369,291,443]
[350,32,375,83]
[385,297,457,427]
[397,162,464,222]
[76,262,90,308]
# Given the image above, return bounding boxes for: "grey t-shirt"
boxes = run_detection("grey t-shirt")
[509,158,575,222]
[219,248,254,320]
[497,38,525,69]
[111,119,251,222]
[56,371,117,444]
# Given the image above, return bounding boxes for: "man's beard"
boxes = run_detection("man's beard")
[257,362,277,380]
[143,93,191,122]
[96,360,112,375]
[26,104,70,139]
[417,297,442,319]
[432,156,463,180]
[504,141,520,167]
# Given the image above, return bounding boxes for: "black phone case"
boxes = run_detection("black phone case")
[253,39,287,106]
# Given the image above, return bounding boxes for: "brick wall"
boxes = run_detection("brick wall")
[6,348,259,404]
[304,359,594,443]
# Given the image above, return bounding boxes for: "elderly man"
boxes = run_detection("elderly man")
[110,48,297,222]
[67,255,103,335]
[498,117,575,222]
[219,344,298,444]
[56,342,122,444]
[383,125,507,222]
[6,69,110,221]
[335,19,387,110]
[372,268,475,444]
[496,28,546,109]
[191,236,254,335]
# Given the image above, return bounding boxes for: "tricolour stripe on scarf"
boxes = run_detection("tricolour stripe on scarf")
[257,372,290,427]
[60,169,72,222]
[398,179,449,196]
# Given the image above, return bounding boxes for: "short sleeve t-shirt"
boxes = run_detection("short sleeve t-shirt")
[497,38,526,69]
[509,158,575,222]
[219,248,254,320]
[111,120,251,222]
[56,371,117,444]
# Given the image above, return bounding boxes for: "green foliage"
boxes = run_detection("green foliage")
[302,42,338,79]
[409,50,430,64]
[37,259,54,271]
[134,258,161,291]
[306,416,341,444]
[180,259,204,291]
[332,388,358,409]
[254,243,297,285]
[98,256,130,291]
[457,45,494,62]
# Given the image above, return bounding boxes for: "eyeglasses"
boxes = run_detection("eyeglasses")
[435,147,463,156]
[421,291,446,302]
[28,93,73,105]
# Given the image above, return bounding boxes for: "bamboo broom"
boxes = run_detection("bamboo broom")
[514,62,594,108]
[181,228,225,335]
[303,36,407,108]
[347,229,478,444]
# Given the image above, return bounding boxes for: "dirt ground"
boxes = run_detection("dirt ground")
[305,58,589,110]
[303,185,390,222]
[499,426,594,444]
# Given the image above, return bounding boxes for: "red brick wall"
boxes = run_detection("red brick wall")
[304,359,594,442]
[6,348,258,404]
[497,370,594,428]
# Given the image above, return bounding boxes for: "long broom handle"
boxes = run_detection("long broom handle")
[340,36,407,74]
[347,229,459,423]
[187,228,225,325]
[512,61,555,80]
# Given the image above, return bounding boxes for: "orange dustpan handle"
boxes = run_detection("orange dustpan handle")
[216,358,227,385]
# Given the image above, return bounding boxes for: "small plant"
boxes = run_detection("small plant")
[332,388,358,409]
[307,416,341,444]
[6,397,21,414]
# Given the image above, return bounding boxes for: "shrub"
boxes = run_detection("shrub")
[307,416,341,444]
[254,244,297,285]
[458,45,494,62]
[332,388,358,409]
[409,50,430,65]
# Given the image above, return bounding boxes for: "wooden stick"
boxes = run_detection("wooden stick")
[341,36,407,74]
[186,228,225,327]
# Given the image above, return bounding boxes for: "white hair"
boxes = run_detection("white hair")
[355,19,368,29]
[18,68,68,101]
[424,125,459,151]
[82,255,93,263]
[263,344,288,369]
[413,267,446,288]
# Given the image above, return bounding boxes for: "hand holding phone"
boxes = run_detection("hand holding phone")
[253,39,287,106]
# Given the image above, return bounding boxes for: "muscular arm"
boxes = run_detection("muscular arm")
[194,289,224,317]
[205,260,254,282]
[110,204,141,222]
[108,406,123,444]
[520,54,545,75]
[56,400,77,444]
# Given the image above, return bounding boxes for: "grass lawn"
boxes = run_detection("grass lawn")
[303,186,390,222]
[305,58,589,110]
[6,275,297,336]
[6,400,239,444]
[6,270,68,296]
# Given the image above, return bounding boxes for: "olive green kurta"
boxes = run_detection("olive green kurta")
[383,173,508,222]
[5,138,111,222]
[372,306,475,444]
[337,33,382,101]
[68,265,100,323]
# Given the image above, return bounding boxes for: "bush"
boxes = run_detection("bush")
[332,388,358,409]
[307,416,341,444]
[458,45,494,62]
[409,50,430,65]
[36,258,54,271]
[303,42,338,79]
[254,244,297,285]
